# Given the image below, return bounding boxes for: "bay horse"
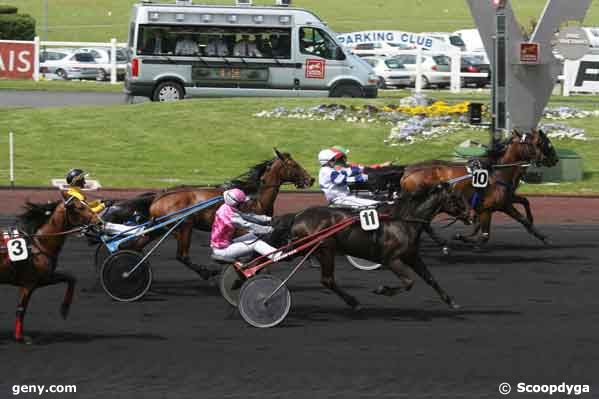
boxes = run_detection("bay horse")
[400,128,559,246]
[281,183,469,310]
[125,149,314,276]
[1,193,100,343]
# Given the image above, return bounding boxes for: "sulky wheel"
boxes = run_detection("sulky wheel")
[100,250,152,302]
[238,274,291,328]
[219,264,246,308]
[94,244,111,273]
[346,255,382,271]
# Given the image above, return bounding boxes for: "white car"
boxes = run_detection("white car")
[422,32,466,51]
[362,57,411,88]
[350,41,414,58]
[39,49,99,80]
[78,47,128,81]
[583,27,599,48]
[393,53,451,88]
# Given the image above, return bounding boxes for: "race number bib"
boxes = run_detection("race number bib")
[7,238,28,262]
[360,209,380,231]
[472,169,489,188]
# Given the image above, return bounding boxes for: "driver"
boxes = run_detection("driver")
[210,188,282,267]
[318,148,378,207]
[64,169,143,236]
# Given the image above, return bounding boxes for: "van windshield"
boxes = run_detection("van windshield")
[449,35,466,47]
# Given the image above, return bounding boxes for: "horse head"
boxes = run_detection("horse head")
[60,192,102,230]
[269,148,315,189]
[509,128,558,167]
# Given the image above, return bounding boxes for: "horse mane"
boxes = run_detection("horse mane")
[222,159,273,194]
[392,188,439,220]
[17,201,60,235]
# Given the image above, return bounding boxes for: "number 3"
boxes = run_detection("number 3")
[7,238,28,262]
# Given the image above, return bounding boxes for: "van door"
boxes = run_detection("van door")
[293,26,349,96]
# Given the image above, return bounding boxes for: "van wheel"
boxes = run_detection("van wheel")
[421,76,430,89]
[152,81,184,102]
[330,84,363,98]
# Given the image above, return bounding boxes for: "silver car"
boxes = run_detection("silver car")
[393,54,451,88]
[362,57,411,89]
[40,50,100,80]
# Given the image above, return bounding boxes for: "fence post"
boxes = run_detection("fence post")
[33,36,40,81]
[450,49,461,93]
[562,59,571,97]
[9,132,14,187]
[110,38,118,84]
[414,49,423,93]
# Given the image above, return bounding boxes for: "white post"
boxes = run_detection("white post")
[450,49,461,93]
[9,132,14,187]
[33,36,40,81]
[562,59,572,97]
[414,49,423,93]
[110,38,117,84]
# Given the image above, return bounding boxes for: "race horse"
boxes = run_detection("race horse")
[362,129,557,248]
[121,149,314,276]
[0,193,100,343]
[277,183,469,310]
[400,128,558,246]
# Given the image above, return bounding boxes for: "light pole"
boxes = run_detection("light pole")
[42,0,48,41]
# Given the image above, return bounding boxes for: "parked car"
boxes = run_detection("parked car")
[39,50,99,80]
[393,53,451,88]
[422,32,466,51]
[362,56,411,88]
[460,55,491,88]
[350,41,414,57]
[583,27,599,48]
[77,47,128,81]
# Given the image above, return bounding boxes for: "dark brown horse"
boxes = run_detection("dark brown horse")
[400,128,559,246]
[1,193,100,343]
[283,183,469,310]
[126,150,314,275]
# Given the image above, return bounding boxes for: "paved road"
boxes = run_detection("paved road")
[0,90,147,108]
[1,222,598,398]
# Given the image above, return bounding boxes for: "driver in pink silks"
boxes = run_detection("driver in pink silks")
[211,189,282,266]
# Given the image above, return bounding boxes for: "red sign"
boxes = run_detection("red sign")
[0,41,35,79]
[305,59,325,79]
[520,42,540,64]
[492,0,506,9]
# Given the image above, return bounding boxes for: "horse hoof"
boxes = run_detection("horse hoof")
[449,302,461,310]
[352,304,363,312]
[15,335,33,345]
[441,247,450,256]
[373,285,386,295]
[454,233,463,241]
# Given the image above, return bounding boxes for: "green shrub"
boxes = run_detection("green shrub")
[0,14,36,40]
[0,5,18,14]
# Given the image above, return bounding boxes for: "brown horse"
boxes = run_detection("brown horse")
[127,149,314,275]
[1,193,100,343]
[285,183,469,310]
[400,128,559,246]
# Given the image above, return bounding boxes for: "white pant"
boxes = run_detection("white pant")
[212,233,282,261]
[104,222,144,236]
[331,196,378,208]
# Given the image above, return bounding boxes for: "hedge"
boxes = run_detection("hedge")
[0,5,18,14]
[0,14,36,40]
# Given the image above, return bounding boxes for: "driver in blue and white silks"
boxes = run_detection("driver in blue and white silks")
[318,148,378,208]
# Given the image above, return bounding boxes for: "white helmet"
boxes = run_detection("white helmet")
[318,149,337,166]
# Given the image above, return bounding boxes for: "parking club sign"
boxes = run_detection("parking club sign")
[0,41,35,79]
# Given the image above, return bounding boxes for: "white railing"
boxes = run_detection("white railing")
[35,37,127,84]
[377,49,489,93]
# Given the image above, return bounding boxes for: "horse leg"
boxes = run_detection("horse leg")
[511,195,535,225]
[404,254,459,309]
[424,223,450,256]
[373,257,415,296]
[175,222,214,280]
[503,204,549,244]
[14,286,34,344]
[457,211,492,247]
[455,217,481,241]
[36,271,77,319]
[317,247,360,310]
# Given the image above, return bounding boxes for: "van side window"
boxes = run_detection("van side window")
[136,25,292,59]
[299,27,345,60]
